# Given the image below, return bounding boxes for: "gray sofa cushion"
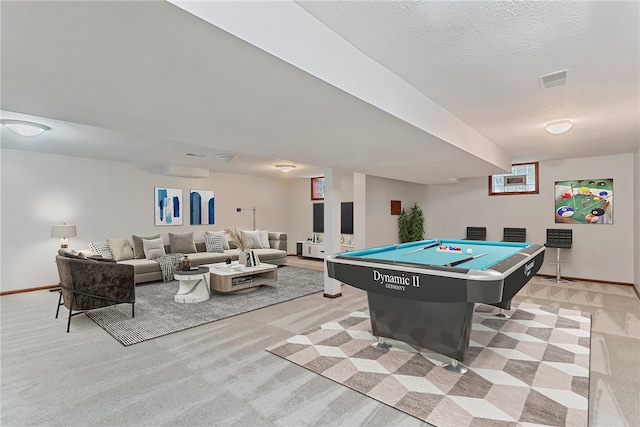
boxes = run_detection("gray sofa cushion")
[205,234,224,253]
[169,232,196,253]
[205,230,230,250]
[88,241,114,259]
[107,238,134,261]
[132,234,160,259]
[240,230,263,249]
[143,237,166,259]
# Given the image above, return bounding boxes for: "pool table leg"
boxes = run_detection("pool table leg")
[443,358,468,374]
[372,336,392,349]
[495,308,508,318]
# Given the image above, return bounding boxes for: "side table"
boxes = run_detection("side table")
[174,267,210,303]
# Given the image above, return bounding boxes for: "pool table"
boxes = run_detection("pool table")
[326,238,544,363]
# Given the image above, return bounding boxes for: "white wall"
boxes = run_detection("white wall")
[364,175,427,248]
[0,149,291,292]
[2,148,636,291]
[635,147,640,294]
[426,153,635,284]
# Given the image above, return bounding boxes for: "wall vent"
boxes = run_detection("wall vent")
[539,70,568,89]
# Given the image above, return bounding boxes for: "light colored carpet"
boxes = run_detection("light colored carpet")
[267,302,591,427]
[86,265,323,346]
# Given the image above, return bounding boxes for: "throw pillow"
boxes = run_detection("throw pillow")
[258,230,270,249]
[132,234,161,259]
[240,230,263,249]
[169,232,196,254]
[106,238,134,261]
[88,241,114,259]
[143,237,166,260]
[204,234,224,253]
[204,230,230,250]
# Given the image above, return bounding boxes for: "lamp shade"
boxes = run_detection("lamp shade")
[51,224,77,238]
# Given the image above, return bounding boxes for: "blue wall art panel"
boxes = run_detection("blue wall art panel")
[190,189,215,225]
[155,187,183,226]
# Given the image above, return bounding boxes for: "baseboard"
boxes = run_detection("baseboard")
[0,284,59,296]
[323,293,342,299]
[535,273,633,287]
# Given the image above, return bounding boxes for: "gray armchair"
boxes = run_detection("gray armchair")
[55,250,135,332]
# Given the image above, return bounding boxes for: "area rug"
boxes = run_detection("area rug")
[86,266,323,346]
[266,303,591,427]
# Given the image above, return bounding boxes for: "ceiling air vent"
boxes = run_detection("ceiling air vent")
[539,70,568,89]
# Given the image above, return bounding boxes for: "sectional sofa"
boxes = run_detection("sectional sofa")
[87,231,288,284]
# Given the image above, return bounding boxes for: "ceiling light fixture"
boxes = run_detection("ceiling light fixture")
[275,164,296,173]
[215,153,237,163]
[545,119,573,135]
[0,119,51,136]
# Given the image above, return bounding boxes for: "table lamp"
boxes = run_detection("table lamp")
[51,224,77,248]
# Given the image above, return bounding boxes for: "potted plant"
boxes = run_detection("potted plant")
[398,202,424,243]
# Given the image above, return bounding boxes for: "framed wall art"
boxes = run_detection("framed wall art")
[554,179,613,224]
[311,177,324,200]
[190,189,215,225]
[155,187,183,226]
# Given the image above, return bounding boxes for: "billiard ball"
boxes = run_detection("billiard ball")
[556,206,575,217]
[466,248,473,254]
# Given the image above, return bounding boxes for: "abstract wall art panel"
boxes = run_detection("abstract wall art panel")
[155,187,183,226]
[190,189,215,225]
[554,179,613,224]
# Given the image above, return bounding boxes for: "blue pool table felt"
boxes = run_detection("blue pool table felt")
[342,239,531,271]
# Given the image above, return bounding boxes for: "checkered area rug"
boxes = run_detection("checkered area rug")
[266,302,591,427]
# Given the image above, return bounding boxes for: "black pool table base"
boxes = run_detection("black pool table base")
[368,292,474,362]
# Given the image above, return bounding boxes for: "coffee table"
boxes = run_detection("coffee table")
[174,267,210,303]
[203,262,278,293]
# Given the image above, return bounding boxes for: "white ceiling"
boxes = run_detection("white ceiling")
[1,1,638,184]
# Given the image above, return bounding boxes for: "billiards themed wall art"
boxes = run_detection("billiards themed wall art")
[554,179,613,224]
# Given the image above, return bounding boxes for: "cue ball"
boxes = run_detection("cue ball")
[466,248,473,254]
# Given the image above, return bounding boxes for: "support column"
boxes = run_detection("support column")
[323,167,342,298]
[353,172,366,250]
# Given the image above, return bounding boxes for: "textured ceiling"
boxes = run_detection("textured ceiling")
[1,1,638,183]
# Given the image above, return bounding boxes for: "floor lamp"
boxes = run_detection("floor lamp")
[236,207,256,230]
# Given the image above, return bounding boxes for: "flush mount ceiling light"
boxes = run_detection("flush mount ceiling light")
[0,119,51,136]
[545,119,573,135]
[275,164,296,173]
[215,153,237,163]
